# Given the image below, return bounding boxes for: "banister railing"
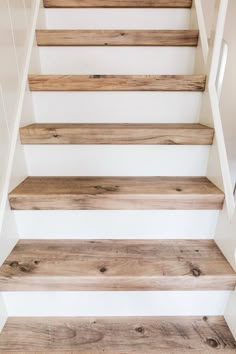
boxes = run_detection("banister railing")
[194,0,235,219]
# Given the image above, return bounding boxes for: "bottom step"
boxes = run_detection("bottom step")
[0,317,235,352]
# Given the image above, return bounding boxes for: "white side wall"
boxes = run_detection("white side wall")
[220,0,236,186]
[201,0,236,186]
[0,0,39,265]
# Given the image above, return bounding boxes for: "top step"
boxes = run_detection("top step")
[43,0,192,8]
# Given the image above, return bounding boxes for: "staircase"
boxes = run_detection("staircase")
[0,0,236,352]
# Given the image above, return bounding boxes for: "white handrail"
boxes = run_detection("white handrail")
[216,40,228,98]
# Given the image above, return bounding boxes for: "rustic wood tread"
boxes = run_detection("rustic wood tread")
[9,177,224,211]
[36,30,199,46]
[0,240,235,290]
[43,0,193,8]
[20,123,214,145]
[0,316,236,352]
[28,75,206,91]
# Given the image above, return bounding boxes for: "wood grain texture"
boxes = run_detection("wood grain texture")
[9,177,224,210]
[43,0,193,8]
[28,75,206,92]
[0,240,235,290]
[0,317,235,352]
[20,123,214,145]
[36,30,199,46]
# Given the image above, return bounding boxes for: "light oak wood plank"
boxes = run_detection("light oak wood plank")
[20,123,214,145]
[43,0,193,8]
[36,30,199,46]
[0,240,235,290]
[28,75,206,91]
[0,317,235,352]
[9,176,224,210]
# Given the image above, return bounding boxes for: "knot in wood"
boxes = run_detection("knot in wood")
[19,264,33,273]
[206,337,220,348]
[9,261,19,268]
[100,267,107,273]
[135,326,144,334]
[192,267,201,277]
[95,185,119,192]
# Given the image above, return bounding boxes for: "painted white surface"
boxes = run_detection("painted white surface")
[225,289,236,340]
[15,210,219,239]
[43,9,190,30]
[207,0,235,217]
[193,0,209,64]
[38,47,196,75]
[215,205,236,271]
[193,1,235,219]
[0,295,7,333]
[0,0,19,135]
[24,145,210,177]
[216,40,228,98]
[0,0,39,266]
[32,92,202,123]
[201,0,215,38]
[3,291,230,317]
[0,203,18,266]
[220,0,236,187]
[8,0,30,77]
[0,85,10,204]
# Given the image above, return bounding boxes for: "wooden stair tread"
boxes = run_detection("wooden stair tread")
[28,75,206,91]
[0,240,235,290]
[43,0,193,8]
[36,30,199,46]
[20,123,214,145]
[9,177,224,210]
[0,316,236,352]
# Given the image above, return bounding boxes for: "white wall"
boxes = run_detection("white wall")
[0,0,37,265]
[220,0,236,187]
[201,0,236,187]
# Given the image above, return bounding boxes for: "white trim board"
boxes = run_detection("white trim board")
[0,295,7,333]
[24,145,210,177]
[14,210,219,239]
[32,92,202,124]
[38,47,196,75]
[225,290,236,340]
[44,8,190,30]
[3,291,230,317]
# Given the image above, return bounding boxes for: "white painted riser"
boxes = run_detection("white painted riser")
[38,47,196,75]
[3,292,230,316]
[24,145,209,176]
[31,92,202,123]
[14,210,219,239]
[43,9,190,30]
